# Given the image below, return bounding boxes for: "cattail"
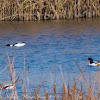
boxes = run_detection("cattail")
[0,0,100,21]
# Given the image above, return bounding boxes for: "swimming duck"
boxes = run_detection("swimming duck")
[6,42,25,47]
[87,58,100,66]
[0,84,13,90]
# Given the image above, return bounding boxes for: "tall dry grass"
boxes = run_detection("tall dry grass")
[0,0,100,21]
[0,52,100,99]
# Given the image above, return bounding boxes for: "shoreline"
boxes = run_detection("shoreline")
[0,0,100,21]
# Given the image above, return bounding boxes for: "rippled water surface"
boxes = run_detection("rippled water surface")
[0,19,100,98]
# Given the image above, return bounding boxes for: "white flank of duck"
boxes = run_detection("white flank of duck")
[14,42,25,47]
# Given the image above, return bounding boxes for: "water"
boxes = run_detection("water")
[0,18,100,99]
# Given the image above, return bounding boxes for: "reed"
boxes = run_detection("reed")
[0,0,100,21]
[1,53,100,99]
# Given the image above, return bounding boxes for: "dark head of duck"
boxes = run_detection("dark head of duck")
[6,44,10,46]
[88,58,93,64]
[6,44,14,46]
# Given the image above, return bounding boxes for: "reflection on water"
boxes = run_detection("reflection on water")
[0,18,100,98]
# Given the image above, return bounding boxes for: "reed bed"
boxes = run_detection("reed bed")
[0,53,100,100]
[0,0,100,21]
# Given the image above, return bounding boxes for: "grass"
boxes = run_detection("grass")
[0,52,100,99]
[0,0,100,21]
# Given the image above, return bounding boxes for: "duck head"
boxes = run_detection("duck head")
[88,58,93,64]
[6,44,10,46]
[6,44,13,47]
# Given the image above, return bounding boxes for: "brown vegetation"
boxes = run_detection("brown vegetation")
[0,52,100,99]
[0,0,100,21]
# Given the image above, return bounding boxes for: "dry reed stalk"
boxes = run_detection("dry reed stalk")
[59,65,67,88]
[50,72,52,96]
[38,87,41,100]
[72,79,77,100]
[78,59,88,85]
[34,88,38,100]
[21,71,27,100]
[74,0,77,18]
[24,55,26,71]
[0,65,8,75]
[62,83,68,100]
[68,84,70,97]
[72,54,89,87]
[59,65,68,100]
[70,92,73,100]
[27,66,29,93]
[21,63,32,100]
[29,0,32,20]
[33,86,41,100]
[44,92,49,100]
[6,50,14,77]
[78,84,83,100]
[10,69,18,100]
[53,82,57,100]
[7,53,18,100]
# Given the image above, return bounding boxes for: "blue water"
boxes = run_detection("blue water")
[0,19,100,99]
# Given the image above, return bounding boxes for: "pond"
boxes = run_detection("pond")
[0,18,100,99]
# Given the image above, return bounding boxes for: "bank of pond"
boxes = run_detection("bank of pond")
[0,0,100,21]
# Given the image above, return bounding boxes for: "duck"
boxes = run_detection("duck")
[6,42,25,47]
[0,76,20,90]
[87,58,100,66]
[4,84,13,89]
[0,83,13,90]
